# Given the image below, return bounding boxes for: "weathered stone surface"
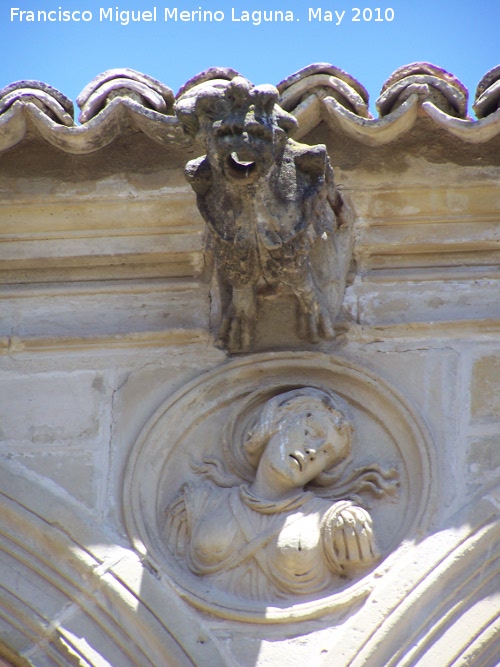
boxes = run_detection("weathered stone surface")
[467,436,500,489]
[176,73,353,351]
[0,371,105,444]
[470,354,500,423]
[0,64,499,667]
[11,448,99,508]
[164,387,392,602]
[125,353,435,624]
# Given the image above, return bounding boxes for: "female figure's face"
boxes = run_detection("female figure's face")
[253,407,350,498]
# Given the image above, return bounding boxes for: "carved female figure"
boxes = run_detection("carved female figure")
[164,388,397,601]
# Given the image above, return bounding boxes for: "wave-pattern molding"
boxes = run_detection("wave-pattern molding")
[0,63,499,154]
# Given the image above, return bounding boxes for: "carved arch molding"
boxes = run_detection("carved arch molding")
[125,351,438,622]
[0,468,228,667]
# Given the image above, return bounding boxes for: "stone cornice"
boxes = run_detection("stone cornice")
[1,64,499,344]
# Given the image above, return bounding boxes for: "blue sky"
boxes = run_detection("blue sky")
[1,0,499,115]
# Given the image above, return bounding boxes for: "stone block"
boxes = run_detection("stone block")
[347,346,460,512]
[347,279,500,326]
[0,282,209,340]
[467,436,500,489]
[10,448,99,508]
[470,354,500,423]
[0,371,107,445]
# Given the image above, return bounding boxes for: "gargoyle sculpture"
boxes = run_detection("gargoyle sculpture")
[176,72,353,352]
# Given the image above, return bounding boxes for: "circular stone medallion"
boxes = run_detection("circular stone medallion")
[124,352,436,622]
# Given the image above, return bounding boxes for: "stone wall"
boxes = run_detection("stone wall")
[0,65,498,666]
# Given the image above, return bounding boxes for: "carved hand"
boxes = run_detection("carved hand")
[331,504,379,568]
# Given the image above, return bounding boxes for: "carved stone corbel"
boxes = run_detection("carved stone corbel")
[175,71,354,352]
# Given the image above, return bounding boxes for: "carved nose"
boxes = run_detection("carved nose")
[304,447,316,460]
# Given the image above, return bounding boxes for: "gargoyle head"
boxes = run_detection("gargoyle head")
[176,74,297,184]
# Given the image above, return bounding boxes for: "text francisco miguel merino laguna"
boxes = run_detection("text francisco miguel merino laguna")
[10,6,396,25]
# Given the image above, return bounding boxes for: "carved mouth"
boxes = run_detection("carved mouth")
[289,453,304,471]
[227,152,257,179]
